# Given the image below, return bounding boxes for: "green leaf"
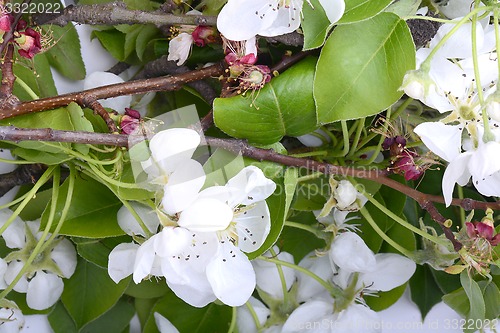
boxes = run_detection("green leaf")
[358,194,391,253]
[73,236,129,269]
[41,176,125,238]
[460,271,485,331]
[80,297,135,333]
[385,0,421,17]
[62,258,130,330]
[337,0,393,24]
[292,174,328,211]
[248,168,298,259]
[43,24,86,80]
[301,0,332,50]
[67,102,94,155]
[442,287,469,318]
[49,302,78,333]
[315,12,415,123]
[430,268,461,294]
[365,283,406,311]
[214,57,318,145]
[143,290,232,333]
[124,278,169,299]
[92,30,126,61]
[483,281,500,319]
[380,215,416,253]
[136,25,161,60]
[409,264,443,319]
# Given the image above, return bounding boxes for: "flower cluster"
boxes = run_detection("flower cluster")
[0,7,42,59]
[402,8,500,206]
[108,128,276,307]
[0,210,77,310]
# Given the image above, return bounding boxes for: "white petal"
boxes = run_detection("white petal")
[0,306,24,332]
[4,261,28,292]
[0,258,7,289]
[234,200,271,252]
[317,0,345,24]
[226,166,276,205]
[335,304,381,333]
[26,272,63,310]
[177,198,233,232]
[167,33,194,66]
[51,238,77,278]
[206,241,256,306]
[442,152,473,207]
[468,141,500,180]
[149,128,201,176]
[156,229,218,285]
[162,160,206,215]
[236,297,270,332]
[0,149,16,174]
[329,232,376,273]
[431,21,484,59]
[282,300,333,333]
[296,253,333,303]
[166,279,216,308]
[244,37,258,56]
[413,122,462,162]
[108,242,139,283]
[154,312,180,333]
[259,4,302,37]
[0,210,26,249]
[83,72,132,112]
[360,253,416,292]
[117,203,160,237]
[132,236,157,284]
[217,0,277,41]
[253,248,295,299]
[473,170,500,198]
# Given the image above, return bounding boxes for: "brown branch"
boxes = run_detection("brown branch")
[271,50,316,74]
[0,44,19,108]
[0,62,225,120]
[0,163,46,197]
[32,2,217,27]
[134,55,219,105]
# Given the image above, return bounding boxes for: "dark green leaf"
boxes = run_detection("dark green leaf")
[48,302,78,333]
[315,13,415,123]
[41,176,124,238]
[73,236,129,268]
[80,297,135,333]
[410,264,443,319]
[143,290,232,333]
[92,30,126,61]
[365,283,406,311]
[61,258,130,330]
[125,278,169,299]
[214,57,318,145]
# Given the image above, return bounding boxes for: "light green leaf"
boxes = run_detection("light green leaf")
[337,0,393,24]
[214,57,318,145]
[385,0,421,17]
[41,176,125,238]
[43,24,86,80]
[315,12,415,123]
[67,102,94,155]
[61,258,130,330]
[301,0,332,50]
[136,25,160,60]
[92,30,126,61]
[460,271,486,330]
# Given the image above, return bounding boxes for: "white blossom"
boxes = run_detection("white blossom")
[167,32,194,66]
[217,0,345,41]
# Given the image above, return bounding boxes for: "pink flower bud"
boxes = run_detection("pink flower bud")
[120,108,141,135]
[191,25,218,47]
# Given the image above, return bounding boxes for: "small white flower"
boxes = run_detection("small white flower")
[167,32,194,66]
[0,303,24,333]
